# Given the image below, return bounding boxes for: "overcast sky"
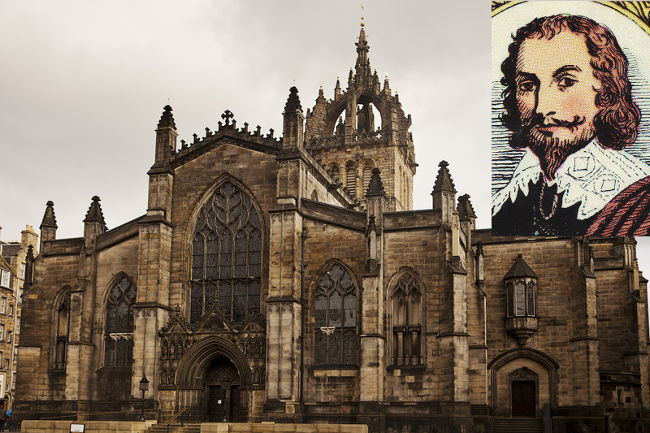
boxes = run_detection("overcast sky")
[2,1,650,276]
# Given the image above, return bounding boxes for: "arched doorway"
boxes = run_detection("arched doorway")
[204,355,243,422]
[174,336,253,422]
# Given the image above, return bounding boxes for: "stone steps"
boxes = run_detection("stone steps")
[146,423,201,433]
[493,417,543,433]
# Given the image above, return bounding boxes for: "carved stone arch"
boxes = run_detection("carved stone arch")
[175,336,253,389]
[323,91,390,135]
[386,267,426,298]
[183,173,265,324]
[310,259,360,365]
[488,348,559,415]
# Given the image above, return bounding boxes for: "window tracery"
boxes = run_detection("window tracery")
[190,181,262,324]
[390,271,423,366]
[104,275,136,367]
[314,262,358,365]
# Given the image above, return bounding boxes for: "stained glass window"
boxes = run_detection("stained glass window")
[314,263,358,365]
[190,181,262,324]
[390,272,422,366]
[105,275,136,367]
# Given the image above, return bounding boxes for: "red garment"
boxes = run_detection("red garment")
[586,175,650,236]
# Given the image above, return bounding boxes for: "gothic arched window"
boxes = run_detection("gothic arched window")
[390,271,423,366]
[54,289,71,370]
[104,275,137,367]
[314,262,358,365]
[190,181,262,324]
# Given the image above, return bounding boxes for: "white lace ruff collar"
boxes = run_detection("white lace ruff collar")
[492,140,650,220]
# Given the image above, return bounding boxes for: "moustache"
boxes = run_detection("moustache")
[525,114,587,133]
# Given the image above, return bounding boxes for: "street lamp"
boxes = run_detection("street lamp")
[139,376,149,421]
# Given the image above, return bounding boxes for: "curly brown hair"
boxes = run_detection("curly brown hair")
[500,14,641,150]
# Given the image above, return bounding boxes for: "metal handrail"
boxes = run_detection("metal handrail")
[165,408,188,433]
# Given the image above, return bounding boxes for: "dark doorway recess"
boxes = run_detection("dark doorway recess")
[512,380,536,417]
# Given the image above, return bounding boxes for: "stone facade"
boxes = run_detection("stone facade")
[14,27,650,433]
[0,225,37,412]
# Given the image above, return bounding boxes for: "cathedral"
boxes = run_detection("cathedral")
[14,27,650,433]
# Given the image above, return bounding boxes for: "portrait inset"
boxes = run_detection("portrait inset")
[491,2,650,236]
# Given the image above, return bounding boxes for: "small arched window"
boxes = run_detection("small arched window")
[390,271,423,366]
[190,181,262,324]
[104,275,137,367]
[54,290,71,370]
[314,262,358,365]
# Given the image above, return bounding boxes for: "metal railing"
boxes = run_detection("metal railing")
[164,408,188,433]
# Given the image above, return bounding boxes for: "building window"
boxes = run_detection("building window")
[104,275,136,367]
[19,263,25,279]
[390,270,423,366]
[190,181,262,324]
[0,297,6,314]
[8,305,12,317]
[0,270,9,289]
[506,280,537,318]
[6,332,11,344]
[54,291,71,370]
[0,353,3,369]
[0,324,4,342]
[314,262,358,365]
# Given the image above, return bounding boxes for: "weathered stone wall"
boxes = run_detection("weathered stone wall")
[21,420,155,433]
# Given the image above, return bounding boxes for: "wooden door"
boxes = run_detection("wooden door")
[512,380,536,417]
[207,385,227,422]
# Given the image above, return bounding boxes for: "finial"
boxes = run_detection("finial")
[84,195,107,229]
[157,105,176,129]
[360,1,365,27]
[41,200,58,229]
[284,86,302,112]
[432,161,456,193]
[366,168,385,197]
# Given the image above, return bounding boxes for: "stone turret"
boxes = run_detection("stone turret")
[432,161,457,225]
[151,105,177,174]
[40,200,57,251]
[282,86,304,149]
[83,196,106,250]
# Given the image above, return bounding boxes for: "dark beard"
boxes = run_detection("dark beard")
[509,115,594,180]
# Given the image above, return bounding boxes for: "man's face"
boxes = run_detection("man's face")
[515,30,601,179]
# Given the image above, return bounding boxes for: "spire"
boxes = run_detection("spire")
[505,254,538,279]
[355,25,371,81]
[157,105,176,130]
[432,161,456,193]
[284,86,302,113]
[40,201,57,229]
[366,168,385,197]
[84,196,107,229]
[457,194,476,220]
[334,77,341,98]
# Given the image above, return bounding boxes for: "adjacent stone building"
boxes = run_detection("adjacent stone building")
[0,225,36,412]
[14,27,650,432]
